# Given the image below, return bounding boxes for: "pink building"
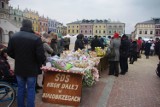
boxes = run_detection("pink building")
[80,23,93,36]
[38,16,48,33]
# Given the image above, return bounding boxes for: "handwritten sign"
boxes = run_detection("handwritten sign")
[42,71,83,106]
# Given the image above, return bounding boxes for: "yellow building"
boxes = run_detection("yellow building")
[93,23,107,36]
[67,22,80,36]
[23,9,39,32]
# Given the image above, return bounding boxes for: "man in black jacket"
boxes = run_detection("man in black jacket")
[7,19,46,107]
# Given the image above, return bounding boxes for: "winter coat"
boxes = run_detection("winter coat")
[120,38,130,57]
[145,42,151,56]
[43,42,53,58]
[108,38,121,61]
[7,28,46,77]
[91,38,101,51]
[50,39,63,55]
[74,35,85,51]
[130,41,137,55]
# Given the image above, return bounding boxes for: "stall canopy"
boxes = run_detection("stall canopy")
[63,34,71,38]
[70,34,78,44]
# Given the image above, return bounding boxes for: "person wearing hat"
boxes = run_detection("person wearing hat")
[7,19,46,107]
[108,32,121,77]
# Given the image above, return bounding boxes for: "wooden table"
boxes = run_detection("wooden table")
[42,71,83,106]
[97,55,108,76]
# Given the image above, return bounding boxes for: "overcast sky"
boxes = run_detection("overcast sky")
[9,0,160,34]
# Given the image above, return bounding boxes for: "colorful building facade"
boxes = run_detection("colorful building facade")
[23,9,39,32]
[67,22,80,36]
[93,23,107,36]
[38,16,48,33]
[67,20,125,37]
[80,23,93,36]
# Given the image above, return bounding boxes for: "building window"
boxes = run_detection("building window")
[85,26,87,28]
[109,31,111,34]
[96,30,97,33]
[104,26,105,28]
[103,30,105,34]
[145,31,147,34]
[81,30,83,33]
[68,30,70,33]
[72,30,74,33]
[68,26,70,28]
[99,30,101,33]
[156,31,158,35]
[96,26,97,28]
[139,31,142,34]
[72,26,74,28]
[90,30,92,33]
[109,26,112,28]
[85,30,87,33]
[99,26,101,28]
[2,2,4,8]
[77,30,78,33]
[150,31,153,34]
[77,26,78,28]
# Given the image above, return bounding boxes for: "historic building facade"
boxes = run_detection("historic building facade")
[134,19,156,39]
[80,23,93,36]
[67,22,80,36]
[0,0,20,43]
[93,22,107,36]
[67,19,125,37]
[61,26,67,36]
[9,6,24,28]
[155,18,160,37]
[38,16,48,33]
[23,9,39,32]
[106,23,125,36]
[48,18,60,33]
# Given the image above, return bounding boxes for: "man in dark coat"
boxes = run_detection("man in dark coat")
[74,34,85,51]
[119,34,130,75]
[129,40,137,64]
[91,35,101,51]
[7,19,46,107]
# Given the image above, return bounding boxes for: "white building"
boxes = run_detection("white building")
[134,19,155,39]
[0,0,20,43]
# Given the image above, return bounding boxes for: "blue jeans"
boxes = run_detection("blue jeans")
[16,76,36,107]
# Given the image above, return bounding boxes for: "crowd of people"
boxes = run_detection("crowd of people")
[0,19,160,107]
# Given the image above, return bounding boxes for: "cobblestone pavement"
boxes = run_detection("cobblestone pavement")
[107,55,160,107]
[6,45,160,107]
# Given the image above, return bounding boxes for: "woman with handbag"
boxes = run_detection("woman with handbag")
[108,33,121,77]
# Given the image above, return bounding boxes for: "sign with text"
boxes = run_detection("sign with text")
[42,71,83,106]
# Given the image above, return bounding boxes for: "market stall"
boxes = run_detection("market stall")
[41,48,107,106]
